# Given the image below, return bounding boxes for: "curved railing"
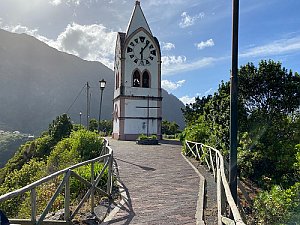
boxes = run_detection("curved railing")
[0,138,113,225]
[185,140,246,225]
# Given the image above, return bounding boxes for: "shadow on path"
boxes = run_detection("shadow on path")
[106,181,135,225]
[159,139,182,146]
[115,158,156,171]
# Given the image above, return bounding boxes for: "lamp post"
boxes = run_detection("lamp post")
[98,79,106,134]
[79,111,82,129]
[230,0,239,204]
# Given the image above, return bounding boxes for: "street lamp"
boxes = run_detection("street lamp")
[98,79,106,134]
[79,111,82,129]
[229,0,239,204]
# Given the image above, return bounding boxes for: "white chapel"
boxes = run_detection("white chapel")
[112,0,162,140]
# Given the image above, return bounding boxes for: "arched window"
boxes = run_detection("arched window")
[142,71,150,88]
[133,70,141,87]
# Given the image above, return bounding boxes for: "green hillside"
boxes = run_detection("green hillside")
[0,114,108,218]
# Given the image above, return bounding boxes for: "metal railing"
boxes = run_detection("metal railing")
[0,138,113,225]
[185,140,246,225]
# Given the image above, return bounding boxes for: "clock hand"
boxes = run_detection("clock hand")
[140,41,150,55]
[140,47,143,60]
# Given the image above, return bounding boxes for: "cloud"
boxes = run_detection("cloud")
[162,55,186,66]
[162,79,185,92]
[49,0,81,6]
[1,22,116,69]
[240,36,300,58]
[179,11,204,28]
[54,23,116,68]
[148,0,185,6]
[1,24,53,45]
[196,39,214,50]
[162,42,175,51]
[162,55,215,76]
[49,0,62,5]
[179,95,196,105]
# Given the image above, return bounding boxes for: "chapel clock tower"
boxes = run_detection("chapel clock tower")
[112,0,162,140]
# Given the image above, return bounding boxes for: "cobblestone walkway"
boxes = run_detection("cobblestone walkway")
[103,138,203,225]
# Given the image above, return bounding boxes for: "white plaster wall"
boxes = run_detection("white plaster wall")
[124,118,158,134]
[112,101,120,134]
[124,99,158,118]
[114,34,122,99]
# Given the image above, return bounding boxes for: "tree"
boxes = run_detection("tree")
[239,60,300,119]
[161,120,179,135]
[48,114,73,142]
[182,95,212,125]
[182,60,300,187]
[98,120,113,135]
[89,119,98,132]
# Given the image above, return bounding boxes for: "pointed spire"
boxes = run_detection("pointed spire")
[126,1,152,37]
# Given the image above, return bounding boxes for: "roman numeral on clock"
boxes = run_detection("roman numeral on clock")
[139,36,145,43]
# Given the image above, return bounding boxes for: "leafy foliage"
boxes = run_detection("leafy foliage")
[70,162,108,198]
[89,119,112,136]
[0,115,106,218]
[48,114,73,142]
[239,60,300,117]
[254,182,300,224]
[0,159,46,216]
[181,60,300,223]
[0,114,73,184]
[138,134,157,140]
[161,120,180,135]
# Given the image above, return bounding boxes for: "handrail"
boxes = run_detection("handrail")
[0,138,114,225]
[185,140,246,225]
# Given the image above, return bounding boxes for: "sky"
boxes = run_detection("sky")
[1,0,300,105]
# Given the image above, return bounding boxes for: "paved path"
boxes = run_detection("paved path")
[104,138,203,225]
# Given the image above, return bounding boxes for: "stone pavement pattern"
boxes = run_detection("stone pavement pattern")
[105,138,201,225]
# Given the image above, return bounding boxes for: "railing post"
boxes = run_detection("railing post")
[64,170,70,221]
[30,188,36,223]
[91,162,95,213]
[107,153,113,196]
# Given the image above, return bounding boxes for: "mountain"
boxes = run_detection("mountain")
[0,29,185,134]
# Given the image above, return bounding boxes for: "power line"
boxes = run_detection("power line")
[66,84,86,113]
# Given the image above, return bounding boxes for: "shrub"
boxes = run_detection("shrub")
[0,159,46,217]
[70,162,108,199]
[254,182,300,224]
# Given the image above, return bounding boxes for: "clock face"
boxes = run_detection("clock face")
[126,35,156,66]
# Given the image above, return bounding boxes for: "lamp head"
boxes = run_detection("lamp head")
[99,79,106,90]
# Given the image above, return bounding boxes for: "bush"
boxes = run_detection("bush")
[137,134,157,140]
[0,159,46,217]
[70,162,108,199]
[254,182,300,224]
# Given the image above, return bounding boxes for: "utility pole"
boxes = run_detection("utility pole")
[86,82,90,130]
[230,0,239,204]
